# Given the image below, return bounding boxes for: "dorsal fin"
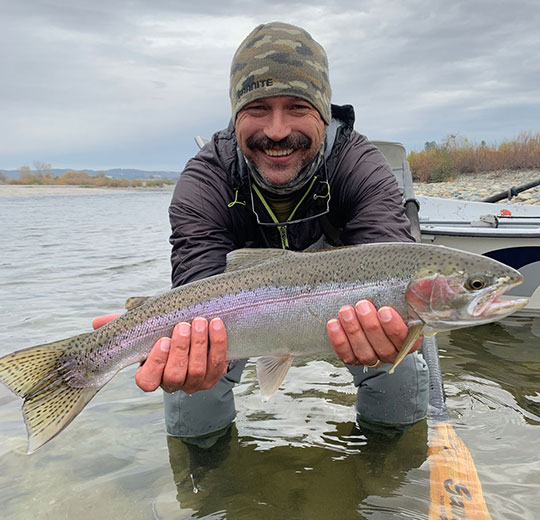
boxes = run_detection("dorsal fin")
[225,248,292,273]
[125,296,150,311]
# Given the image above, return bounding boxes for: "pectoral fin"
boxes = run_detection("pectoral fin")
[389,322,425,374]
[256,355,294,400]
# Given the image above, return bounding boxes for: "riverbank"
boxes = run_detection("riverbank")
[0,184,175,196]
[413,168,540,204]
[2,168,540,203]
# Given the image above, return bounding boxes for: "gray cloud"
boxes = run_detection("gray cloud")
[1,0,539,170]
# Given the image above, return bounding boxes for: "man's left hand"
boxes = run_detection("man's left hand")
[326,299,422,368]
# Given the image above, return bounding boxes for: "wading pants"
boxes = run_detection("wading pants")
[164,351,429,442]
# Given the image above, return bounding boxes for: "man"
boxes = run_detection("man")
[96,22,428,446]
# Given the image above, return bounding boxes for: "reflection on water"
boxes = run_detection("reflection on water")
[0,191,539,519]
[159,422,428,520]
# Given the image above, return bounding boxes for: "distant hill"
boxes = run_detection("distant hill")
[0,168,180,181]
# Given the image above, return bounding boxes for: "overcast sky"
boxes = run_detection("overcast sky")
[1,0,539,171]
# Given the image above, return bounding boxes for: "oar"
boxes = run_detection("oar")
[391,151,493,518]
[423,336,492,519]
[481,177,540,203]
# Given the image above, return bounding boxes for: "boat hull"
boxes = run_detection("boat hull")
[418,196,540,315]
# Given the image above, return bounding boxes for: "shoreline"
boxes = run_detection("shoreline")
[1,168,539,203]
[0,184,175,196]
[413,168,540,204]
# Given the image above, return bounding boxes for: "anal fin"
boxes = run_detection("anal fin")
[256,355,294,400]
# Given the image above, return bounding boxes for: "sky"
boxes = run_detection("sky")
[1,0,539,172]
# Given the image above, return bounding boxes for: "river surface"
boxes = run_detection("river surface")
[0,189,538,519]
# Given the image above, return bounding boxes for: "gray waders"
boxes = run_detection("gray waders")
[164,351,429,445]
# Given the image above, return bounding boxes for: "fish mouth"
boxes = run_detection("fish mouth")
[470,278,529,318]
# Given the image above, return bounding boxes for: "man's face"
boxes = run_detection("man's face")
[235,96,327,187]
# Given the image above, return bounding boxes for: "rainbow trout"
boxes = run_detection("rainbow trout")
[0,243,528,453]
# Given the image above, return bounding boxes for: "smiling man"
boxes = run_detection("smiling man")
[132,22,429,445]
[236,96,326,188]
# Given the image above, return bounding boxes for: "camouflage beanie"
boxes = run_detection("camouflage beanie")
[230,22,332,124]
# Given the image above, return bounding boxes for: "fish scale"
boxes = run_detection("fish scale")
[0,242,528,453]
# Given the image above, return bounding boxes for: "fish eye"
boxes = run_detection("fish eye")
[465,275,488,291]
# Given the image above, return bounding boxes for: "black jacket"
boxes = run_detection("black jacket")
[169,104,413,288]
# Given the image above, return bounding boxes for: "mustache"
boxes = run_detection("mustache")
[246,133,312,151]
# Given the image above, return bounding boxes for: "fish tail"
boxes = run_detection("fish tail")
[0,333,99,453]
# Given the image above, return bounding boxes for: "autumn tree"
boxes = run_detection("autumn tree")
[18,165,35,183]
[57,170,93,185]
[33,161,52,177]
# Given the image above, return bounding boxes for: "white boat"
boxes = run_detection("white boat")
[374,141,540,315]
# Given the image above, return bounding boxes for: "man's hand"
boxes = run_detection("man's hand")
[326,300,422,368]
[92,315,228,394]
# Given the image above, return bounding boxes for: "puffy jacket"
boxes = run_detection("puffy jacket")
[169,104,413,288]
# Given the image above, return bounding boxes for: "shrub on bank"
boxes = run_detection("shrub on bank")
[408,132,540,182]
[3,170,176,188]
[408,147,455,183]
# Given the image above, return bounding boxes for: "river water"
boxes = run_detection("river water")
[0,188,538,519]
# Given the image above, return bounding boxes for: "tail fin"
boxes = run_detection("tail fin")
[0,333,100,453]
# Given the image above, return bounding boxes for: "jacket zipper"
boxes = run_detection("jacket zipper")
[277,225,289,249]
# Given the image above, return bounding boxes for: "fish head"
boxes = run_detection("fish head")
[405,248,528,331]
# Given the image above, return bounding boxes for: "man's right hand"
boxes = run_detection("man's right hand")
[93,315,229,394]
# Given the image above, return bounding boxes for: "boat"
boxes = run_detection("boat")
[373,141,540,315]
[373,141,540,517]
